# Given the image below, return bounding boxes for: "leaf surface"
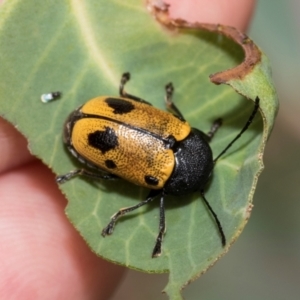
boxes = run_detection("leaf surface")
[0,0,278,299]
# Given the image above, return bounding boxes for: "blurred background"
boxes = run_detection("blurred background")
[111,1,300,299]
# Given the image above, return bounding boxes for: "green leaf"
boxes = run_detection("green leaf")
[0,0,278,299]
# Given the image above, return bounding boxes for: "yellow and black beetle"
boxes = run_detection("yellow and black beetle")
[57,73,259,257]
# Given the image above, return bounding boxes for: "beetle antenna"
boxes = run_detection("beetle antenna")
[213,97,260,163]
[200,190,226,246]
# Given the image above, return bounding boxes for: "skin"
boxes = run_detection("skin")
[0,0,255,299]
[166,0,256,31]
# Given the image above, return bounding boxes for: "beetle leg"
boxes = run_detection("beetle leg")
[102,189,161,236]
[152,192,166,258]
[206,118,223,142]
[56,169,117,184]
[165,83,185,121]
[119,72,152,105]
[119,72,130,96]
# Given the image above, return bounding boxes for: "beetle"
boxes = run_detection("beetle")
[56,72,259,257]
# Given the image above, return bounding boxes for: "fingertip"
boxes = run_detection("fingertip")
[165,0,256,31]
[0,162,126,299]
[0,117,34,174]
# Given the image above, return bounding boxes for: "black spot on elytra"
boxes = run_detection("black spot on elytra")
[105,159,117,169]
[144,175,159,186]
[105,97,135,114]
[88,127,118,154]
